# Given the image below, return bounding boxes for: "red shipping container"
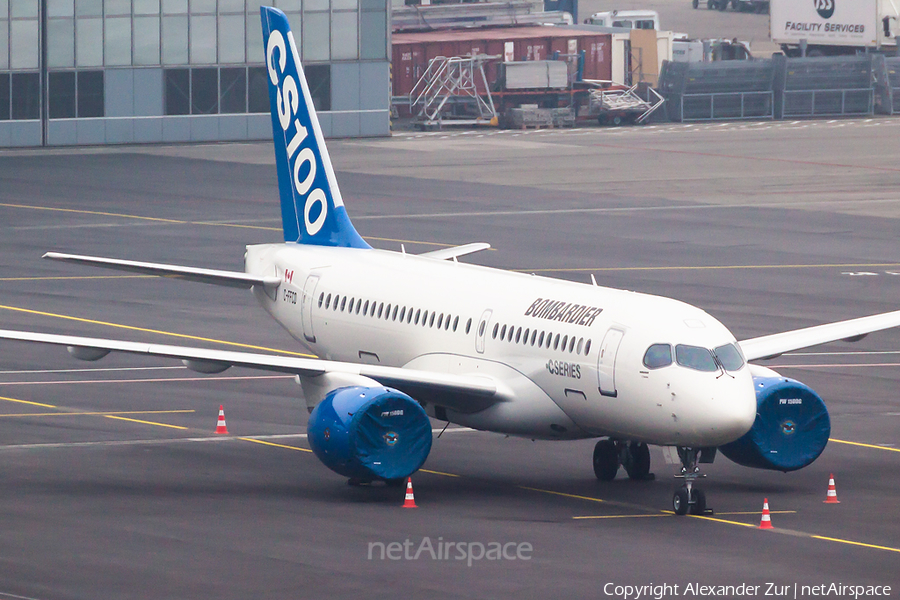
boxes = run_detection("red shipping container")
[392,27,612,97]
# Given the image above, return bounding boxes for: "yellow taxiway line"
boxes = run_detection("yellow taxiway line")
[0,303,316,358]
[830,438,900,452]
[0,201,471,250]
[0,409,195,418]
[517,485,605,504]
[103,415,188,430]
[0,395,56,408]
[515,263,900,273]
[238,437,312,453]
[0,275,156,282]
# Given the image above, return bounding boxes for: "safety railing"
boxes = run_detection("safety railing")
[781,88,874,118]
[677,91,774,122]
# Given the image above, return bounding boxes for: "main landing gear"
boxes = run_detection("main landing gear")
[672,447,714,516]
[592,439,656,482]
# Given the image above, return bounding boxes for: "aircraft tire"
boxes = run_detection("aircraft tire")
[673,487,690,515]
[623,442,652,480]
[593,439,619,481]
[690,489,707,515]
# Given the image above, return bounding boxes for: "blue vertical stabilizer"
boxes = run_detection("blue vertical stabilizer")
[260,7,370,248]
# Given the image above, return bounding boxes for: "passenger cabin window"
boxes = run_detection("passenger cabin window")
[714,343,745,371]
[675,344,718,372]
[643,344,672,369]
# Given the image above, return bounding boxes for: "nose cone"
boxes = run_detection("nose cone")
[684,371,757,447]
[713,371,757,444]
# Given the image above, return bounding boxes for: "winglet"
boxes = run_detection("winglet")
[260,7,370,249]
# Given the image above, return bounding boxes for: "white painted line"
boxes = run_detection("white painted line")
[0,375,294,386]
[770,363,900,368]
[0,366,185,375]
[788,350,900,356]
[0,427,476,452]
[356,196,900,221]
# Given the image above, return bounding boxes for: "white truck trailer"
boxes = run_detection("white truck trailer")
[771,0,900,56]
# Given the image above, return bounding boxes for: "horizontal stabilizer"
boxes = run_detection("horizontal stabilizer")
[43,252,281,291]
[739,309,900,361]
[419,243,491,261]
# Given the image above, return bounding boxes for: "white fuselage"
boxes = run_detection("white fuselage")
[245,243,757,446]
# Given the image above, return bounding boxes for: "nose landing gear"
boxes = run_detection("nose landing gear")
[672,447,714,516]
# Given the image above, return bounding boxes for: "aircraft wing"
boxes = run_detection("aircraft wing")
[419,243,491,260]
[0,329,502,413]
[43,252,281,292]
[739,309,900,361]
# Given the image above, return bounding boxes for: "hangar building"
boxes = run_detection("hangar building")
[0,0,391,147]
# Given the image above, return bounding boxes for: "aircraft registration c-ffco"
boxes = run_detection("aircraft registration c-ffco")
[4,7,900,515]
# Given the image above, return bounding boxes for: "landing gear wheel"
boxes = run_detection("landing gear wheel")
[707,0,714,7]
[673,487,690,515]
[593,439,619,481]
[622,442,653,481]
[690,489,707,515]
[692,0,699,7]
[717,0,727,9]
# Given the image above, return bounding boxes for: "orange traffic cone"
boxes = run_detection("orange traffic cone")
[215,405,229,434]
[759,498,774,529]
[824,474,840,504]
[402,477,417,508]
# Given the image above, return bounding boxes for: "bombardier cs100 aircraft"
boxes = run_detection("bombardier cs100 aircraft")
[3,7,900,515]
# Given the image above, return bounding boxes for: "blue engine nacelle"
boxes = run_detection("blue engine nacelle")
[307,386,433,481]
[719,376,830,472]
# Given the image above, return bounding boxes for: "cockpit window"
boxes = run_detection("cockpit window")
[675,344,718,372]
[643,344,673,369]
[714,343,745,371]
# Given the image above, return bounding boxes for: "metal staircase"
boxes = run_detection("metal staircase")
[409,55,499,128]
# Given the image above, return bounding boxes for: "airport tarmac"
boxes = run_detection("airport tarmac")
[1,119,899,599]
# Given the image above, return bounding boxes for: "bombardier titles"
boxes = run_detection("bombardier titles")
[525,298,603,327]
